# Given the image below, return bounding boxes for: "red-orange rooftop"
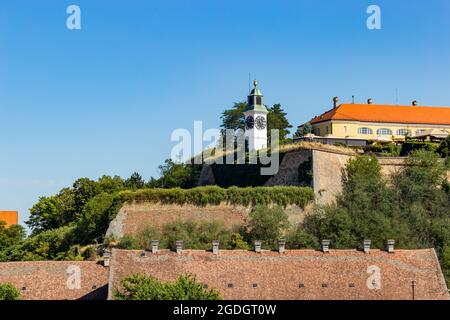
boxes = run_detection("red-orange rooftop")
[310,104,450,125]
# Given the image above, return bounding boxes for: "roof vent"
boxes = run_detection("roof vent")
[386,239,395,253]
[176,240,183,254]
[278,239,286,254]
[333,96,339,108]
[412,100,418,106]
[363,239,371,254]
[103,249,111,267]
[321,239,331,253]
[254,240,262,253]
[151,240,159,254]
[367,98,373,104]
[212,240,220,255]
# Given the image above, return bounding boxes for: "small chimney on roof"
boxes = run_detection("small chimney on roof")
[363,239,371,254]
[321,240,331,253]
[151,240,159,254]
[367,98,373,104]
[412,100,418,106]
[278,239,286,254]
[333,96,339,108]
[103,249,111,267]
[386,239,395,253]
[254,240,262,253]
[212,240,219,255]
[176,240,183,254]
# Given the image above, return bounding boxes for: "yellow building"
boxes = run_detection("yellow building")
[0,211,18,227]
[297,99,450,146]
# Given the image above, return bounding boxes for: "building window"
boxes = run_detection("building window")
[358,127,373,135]
[377,128,392,135]
[316,128,321,136]
[326,126,329,134]
[416,129,425,135]
[396,129,411,136]
[344,126,348,135]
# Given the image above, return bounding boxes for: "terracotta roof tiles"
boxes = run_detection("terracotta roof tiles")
[310,104,450,126]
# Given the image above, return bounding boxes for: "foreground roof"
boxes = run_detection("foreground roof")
[108,248,449,300]
[310,104,450,126]
[0,261,108,300]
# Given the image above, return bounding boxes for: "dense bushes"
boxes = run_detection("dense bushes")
[400,141,439,156]
[118,186,314,208]
[114,274,221,300]
[0,283,21,300]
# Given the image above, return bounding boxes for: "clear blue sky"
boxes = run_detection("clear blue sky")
[1,0,450,227]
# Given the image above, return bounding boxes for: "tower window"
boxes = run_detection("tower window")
[248,96,254,105]
[256,96,262,105]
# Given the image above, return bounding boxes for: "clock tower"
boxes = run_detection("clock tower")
[244,80,268,152]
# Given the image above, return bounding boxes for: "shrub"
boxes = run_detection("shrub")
[248,205,290,248]
[0,283,21,300]
[114,274,221,300]
[116,236,139,250]
[117,186,314,208]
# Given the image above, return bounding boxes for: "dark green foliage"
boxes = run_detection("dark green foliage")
[267,104,293,144]
[297,156,313,186]
[0,283,21,300]
[125,172,145,190]
[438,136,450,157]
[116,235,139,250]
[160,221,232,250]
[0,221,26,249]
[118,186,314,208]
[400,141,439,156]
[114,274,221,300]
[149,159,202,189]
[220,102,246,131]
[247,205,290,248]
[221,102,292,145]
[294,122,312,138]
[0,226,78,261]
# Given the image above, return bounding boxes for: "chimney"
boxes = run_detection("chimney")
[278,239,286,254]
[212,240,219,255]
[367,98,373,104]
[103,249,111,267]
[321,240,331,253]
[386,240,395,253]
[412,100,418,106]
[254,240,262,253]
[176,240,183,254]
[333,96,339,108]
[151,240,159,254]
[363,239,371,254]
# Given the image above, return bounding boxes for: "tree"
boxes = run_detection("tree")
[155,159,201,189]
[294,122,312,138]
[248,205,290,247]
[27,190,75,234]
[220,102,247,132]
[0,283,20,300]
[267,104,293,144]
[125,172,145,190]
[114,274,221,300]
[438,136,450,157]
[0,222,26,249]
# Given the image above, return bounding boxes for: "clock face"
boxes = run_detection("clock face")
[255,116,266,130]
[245,116,254,129]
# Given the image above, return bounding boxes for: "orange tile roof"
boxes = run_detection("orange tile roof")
[109,248,450,300]
[0,211,18,227]
[310,104,450,125]
[0,261,109,300]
